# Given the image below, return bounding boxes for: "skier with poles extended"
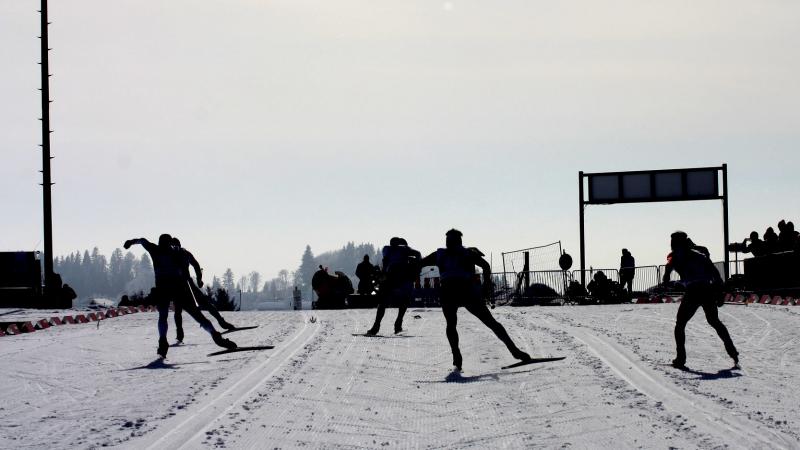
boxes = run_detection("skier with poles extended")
[366,237,421,335]
[419,229,530,370]
[171,237,237,344]
[663,231,739,369]
[124,234,236,358]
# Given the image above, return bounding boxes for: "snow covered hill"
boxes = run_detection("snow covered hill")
[1,304,799,448]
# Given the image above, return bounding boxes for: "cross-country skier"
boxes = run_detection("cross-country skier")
[663,231,739,368]
[124,234,236,358]
[171,237,236,343]
[366,237,421,335]
[419,229,530,370]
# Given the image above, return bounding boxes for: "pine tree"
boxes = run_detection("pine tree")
[298,245,316,300]
[222,268,235,295]
[109,248,125,295]
[210,287,238,311]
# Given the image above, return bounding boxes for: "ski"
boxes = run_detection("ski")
[501,356,566,369]
[207,345,274,356]
[351,333,413,338]
[221,325,259,335]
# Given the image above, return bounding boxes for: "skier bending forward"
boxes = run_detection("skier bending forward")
[663,231,739,368]
[124,234,237,358]
[419,229,530,370]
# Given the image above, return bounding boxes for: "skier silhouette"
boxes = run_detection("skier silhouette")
[662,231,738,368]
[124,234,236,358]
[171,237,236,343]
[366,237,421,335]
[419,229,530,370]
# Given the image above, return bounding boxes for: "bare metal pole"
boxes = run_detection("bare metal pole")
[39,0,55,294]
[579,171,586,287]
[722,164,730,281]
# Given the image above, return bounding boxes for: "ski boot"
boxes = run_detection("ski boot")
[732,353,740,369]
[512,349,531,362]
[219,320,237,331]
[452,350,463,371]
[394,323,403,335]
[365,326,379,336]
[157,337,169,359]
[671,358,686,369]
[212,332,237,350]
[176,329,184,345]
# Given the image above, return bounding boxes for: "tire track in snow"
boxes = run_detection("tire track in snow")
[135,312,319,450]
[551,319,795,449]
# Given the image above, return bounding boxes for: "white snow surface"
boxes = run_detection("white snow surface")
[2,304,799,449]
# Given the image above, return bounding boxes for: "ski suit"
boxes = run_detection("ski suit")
[173,247,233,341]
[126,238,224,356]
[419,246,527,367]
[368,244,420,334]
[664,248,738,364]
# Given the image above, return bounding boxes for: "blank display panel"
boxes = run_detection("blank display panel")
[590,175,619,201]
[622,174,651,199]
[686,170,718,197]
[654,172,682,198]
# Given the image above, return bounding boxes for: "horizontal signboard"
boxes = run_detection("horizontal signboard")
[586,168,720,204]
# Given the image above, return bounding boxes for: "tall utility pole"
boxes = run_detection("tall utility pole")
[39,0,55,293]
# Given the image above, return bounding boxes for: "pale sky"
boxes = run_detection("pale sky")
[2,0,798,282]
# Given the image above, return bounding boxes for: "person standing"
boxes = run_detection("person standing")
[419,229,530,370]
[124,234,236,358]
[293,286,302,310]
[662,231,739,368]
[355,255,377,295]
[366,237,420,335]
[619,249,636,293]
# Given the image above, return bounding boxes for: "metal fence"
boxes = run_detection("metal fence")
[413,259,762,306]
[420,265,667,305]
[489,270,572,305]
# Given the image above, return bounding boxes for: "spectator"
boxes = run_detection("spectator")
[744,231,766,257]
[355,255,376,295]
[764,227,779,254]
[619,249,635,293]
[587,271,612,303]
[779,221,798,252]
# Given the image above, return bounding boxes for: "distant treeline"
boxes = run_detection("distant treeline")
[55,248,154,300]
[56,242,381,308]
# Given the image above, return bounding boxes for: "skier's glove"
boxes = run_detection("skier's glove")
[197,277,204,288]
[123,239,132,250]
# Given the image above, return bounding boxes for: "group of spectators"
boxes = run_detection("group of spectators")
[735,219,800,257]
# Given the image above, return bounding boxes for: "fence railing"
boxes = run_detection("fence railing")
[419,265,662,305]
[413,256,791,306]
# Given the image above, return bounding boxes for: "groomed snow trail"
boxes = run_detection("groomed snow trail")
[134,312,319,449]
[2,306,799,448]
[552,320,792,448]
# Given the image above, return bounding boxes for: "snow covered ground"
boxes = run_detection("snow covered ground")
[1,304,799,449]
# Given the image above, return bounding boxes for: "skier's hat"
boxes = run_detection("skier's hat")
[158,233,173,247]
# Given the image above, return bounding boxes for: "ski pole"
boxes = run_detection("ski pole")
[187,280,200,308]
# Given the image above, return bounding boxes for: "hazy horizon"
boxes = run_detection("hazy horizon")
[2,1,799,284]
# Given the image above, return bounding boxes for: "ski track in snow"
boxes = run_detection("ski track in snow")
[545,318,791,448]
[133,311,319,449]
[1,305,799,449]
